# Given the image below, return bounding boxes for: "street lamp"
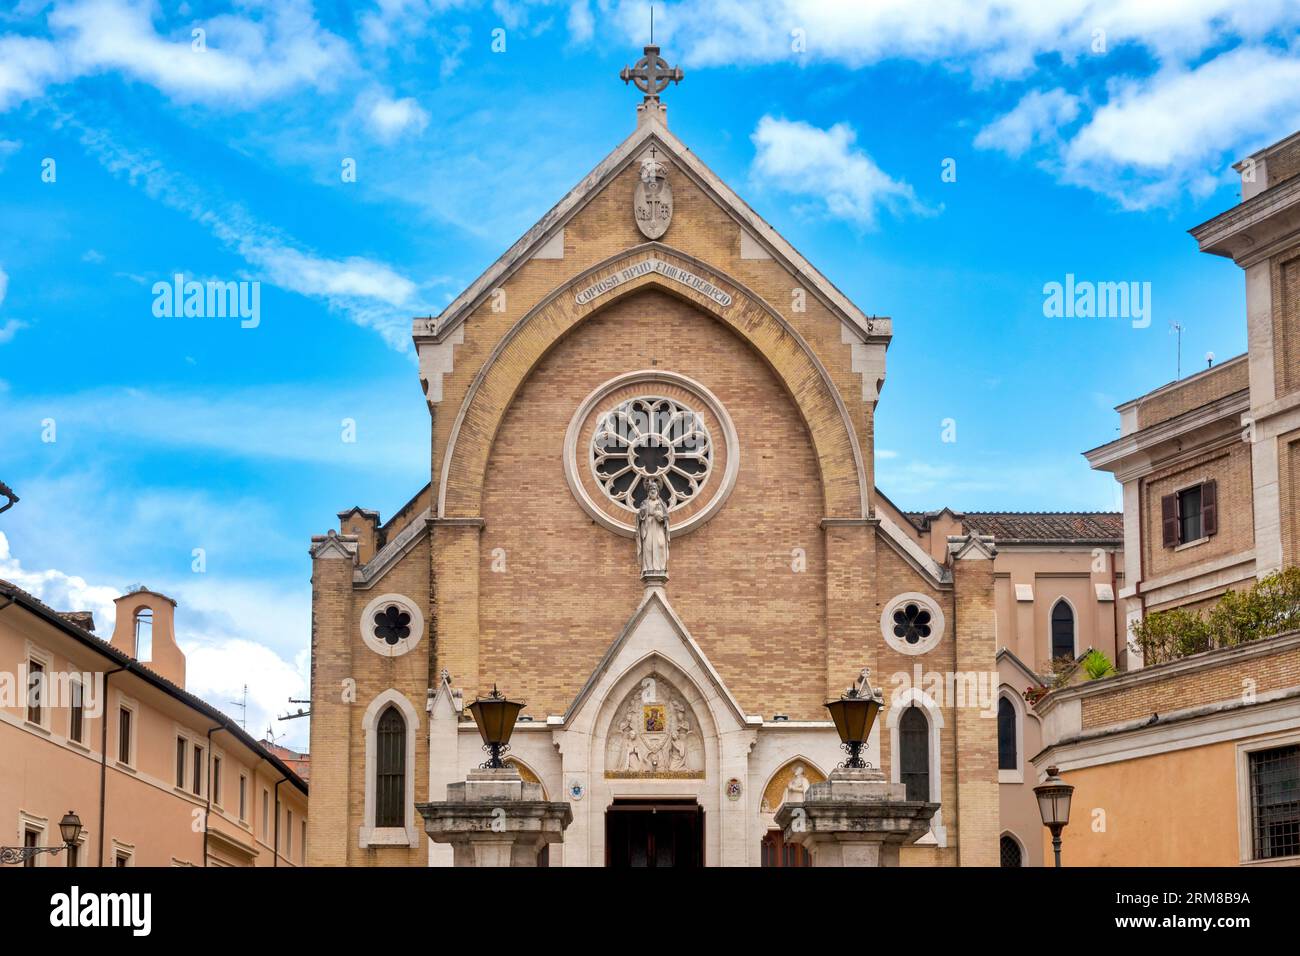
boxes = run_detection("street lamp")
[825,670,884,769]
[468,685,524,769]
[1034,766,1074,867]
[1,810,82,865]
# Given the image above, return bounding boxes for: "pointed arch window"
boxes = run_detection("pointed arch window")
[375,705,406,828]
[998,697,1018,771]
[1051,600,1075,661]
[899,707,930,803]
[1000,834,1023,867]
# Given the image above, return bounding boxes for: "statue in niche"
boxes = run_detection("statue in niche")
[636,477,670,582]
[617,704,645,772]
[786,764,812,802]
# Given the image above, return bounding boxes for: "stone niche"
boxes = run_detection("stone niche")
[604,674,705,778]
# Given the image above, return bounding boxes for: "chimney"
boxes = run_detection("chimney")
[110,587,186,688]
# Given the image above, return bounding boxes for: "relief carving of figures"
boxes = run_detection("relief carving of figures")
[606,676,703,778]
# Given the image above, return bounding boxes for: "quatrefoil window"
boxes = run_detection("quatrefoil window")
[591,396,713,510]
[373,605,412,645]
[892,603,932,645]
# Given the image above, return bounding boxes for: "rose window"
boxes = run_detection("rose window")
[590,396,713,510]
[373,605,412,646]
[892,603,932,645]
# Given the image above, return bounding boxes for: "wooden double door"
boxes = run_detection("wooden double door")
[605,800,703,867]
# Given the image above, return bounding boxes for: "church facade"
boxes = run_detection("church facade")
[306,51,1002,867]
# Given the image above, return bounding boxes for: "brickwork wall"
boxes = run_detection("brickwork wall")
[1142,441,1254,580]
[1134,359,1248,430]
[1080,636,1300,729]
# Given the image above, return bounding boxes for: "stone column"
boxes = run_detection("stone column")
[775,768,937,866]
[418,768,572,867]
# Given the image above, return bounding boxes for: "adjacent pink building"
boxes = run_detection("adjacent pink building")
[1,580,308,867]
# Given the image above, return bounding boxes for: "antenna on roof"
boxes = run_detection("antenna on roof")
[230,684,248,730]
[1169,321,1184,379]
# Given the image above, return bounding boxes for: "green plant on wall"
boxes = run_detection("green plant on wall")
[1080,649,1116,680]
[1130,567,1300,665]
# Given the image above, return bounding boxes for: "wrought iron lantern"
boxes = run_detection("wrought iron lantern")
[1,810,82,865]
[468,685,524,769]
[825,670,884,769]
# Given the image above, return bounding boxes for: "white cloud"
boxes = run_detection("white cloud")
[46,0,352,108]
[0,531,122,633]
[1061,45,1300,208]
[750,115,931,228]
[975,88,1081,158]
[566,1,594,43]
[363,92,430,143]
[0,320,26,344]
[67,116,426,348]
[0,33,63,110]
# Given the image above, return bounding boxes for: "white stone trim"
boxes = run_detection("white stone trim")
[886,689,947,846]
[353,511,431,588]
[359,689,421,849]
[874,513,952,586]
[562,370,739,538]
[22,640,54,732]
[359,592,425,658]
[881,592,945,656]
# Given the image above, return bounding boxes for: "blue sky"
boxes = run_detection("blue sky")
[2,0,1299,743]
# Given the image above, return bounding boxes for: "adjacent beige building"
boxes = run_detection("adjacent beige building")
[1,579,308,867]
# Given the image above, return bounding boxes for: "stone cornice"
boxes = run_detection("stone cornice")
[1085,388,1249,475]
[1190,174,1300,266]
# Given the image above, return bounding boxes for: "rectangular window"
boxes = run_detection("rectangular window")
[239,774,248,822]
[69,679,84,744]
[212,756,222,806]
[118,706,132,765]
[1162,480,1218,547]
[286,809,293,856]
[192,745,204,796]
[26,660,44,725]
[1178,484,1203,543]
[301,820,307,864]
[262,791,270,840]
[176,737,187,787]
[23,829,40,868]
[115,853,129,867]
[1250,744,1300,860]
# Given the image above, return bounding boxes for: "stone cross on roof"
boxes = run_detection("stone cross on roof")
[620,44,683,103]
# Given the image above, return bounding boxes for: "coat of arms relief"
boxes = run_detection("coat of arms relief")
[605,675,704,778]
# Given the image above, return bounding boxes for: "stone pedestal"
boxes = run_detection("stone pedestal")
[417,768,573,867]
[774,768,938,867]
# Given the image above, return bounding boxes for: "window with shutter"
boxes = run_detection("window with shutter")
[1201,479,1218,537]
[1161,493,1178,547]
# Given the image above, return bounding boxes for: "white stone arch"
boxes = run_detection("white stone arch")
[997,685,1026,783]
[1048,595,1079,660]
[886,687,947,847]
[757,755,828,814]
[360,689,421,849]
